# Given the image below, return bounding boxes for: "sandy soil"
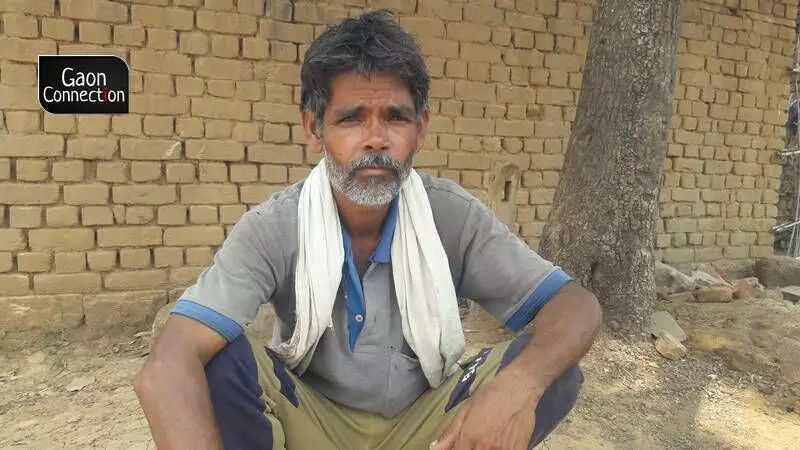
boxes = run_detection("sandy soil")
[1,298,799,450]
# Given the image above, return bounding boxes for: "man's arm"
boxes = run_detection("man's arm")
[494,281,602,400]
[133,315,228,450]
[434,190,603,448]
[450,192,602,383]
[132,206,285,448]
[435,282,601,450]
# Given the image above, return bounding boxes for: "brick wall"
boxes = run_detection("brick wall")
[0,0,796,335]
[661,1,795,266]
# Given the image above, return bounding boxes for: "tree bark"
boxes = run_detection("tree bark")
[538,0,683,336]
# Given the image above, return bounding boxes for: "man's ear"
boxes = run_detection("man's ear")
[302,111,323,154]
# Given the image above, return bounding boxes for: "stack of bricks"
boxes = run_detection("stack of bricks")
[0,0,795,335]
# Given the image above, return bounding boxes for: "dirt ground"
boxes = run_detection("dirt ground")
[1,296,799,450]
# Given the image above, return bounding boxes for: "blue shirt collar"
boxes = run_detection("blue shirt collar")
[341,196,399,265]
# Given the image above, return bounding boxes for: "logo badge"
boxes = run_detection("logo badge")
[38,55,130,114]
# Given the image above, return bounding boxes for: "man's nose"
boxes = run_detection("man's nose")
[363,117,390,152]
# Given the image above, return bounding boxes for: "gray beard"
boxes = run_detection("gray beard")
[323,147,414,207]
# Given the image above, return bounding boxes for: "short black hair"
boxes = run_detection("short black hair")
[299,9,430,127]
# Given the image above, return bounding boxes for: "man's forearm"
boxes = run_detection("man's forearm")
[500,282,602,399]
[134,352,223,449]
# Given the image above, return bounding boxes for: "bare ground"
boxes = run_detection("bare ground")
[1,296,799,450]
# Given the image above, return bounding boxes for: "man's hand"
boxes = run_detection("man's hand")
[433,369,542,450]
[433,281,602,450]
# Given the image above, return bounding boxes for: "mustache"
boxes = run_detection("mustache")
[346,153,403,174]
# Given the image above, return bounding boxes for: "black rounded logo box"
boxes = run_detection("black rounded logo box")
[38,54,130,115]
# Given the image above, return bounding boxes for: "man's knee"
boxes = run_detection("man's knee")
[497,332,584,448]
[204,335,269,418]
[205,335,260,396]
[530,365,583,447]
[205,335,275,449]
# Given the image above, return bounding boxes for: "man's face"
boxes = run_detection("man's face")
[303,72,429,207]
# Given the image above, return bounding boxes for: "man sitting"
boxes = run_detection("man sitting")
[134,10,602,450]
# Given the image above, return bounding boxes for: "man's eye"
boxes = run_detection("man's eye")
[339,116,359,123]
[389,114,410,122]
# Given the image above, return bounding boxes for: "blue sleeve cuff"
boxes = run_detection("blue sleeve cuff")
[171,299,244,342]
[505,269,573,332]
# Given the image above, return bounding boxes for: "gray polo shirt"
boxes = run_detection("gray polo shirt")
[172,172,572,418]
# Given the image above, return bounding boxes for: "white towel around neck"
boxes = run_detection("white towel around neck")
[273,158,465,388]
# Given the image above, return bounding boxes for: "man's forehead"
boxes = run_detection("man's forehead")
[328,72,414,106]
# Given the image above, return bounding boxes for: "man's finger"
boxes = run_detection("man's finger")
[435,404,470,450]
[430,432,455,450]
[431,423,459,450]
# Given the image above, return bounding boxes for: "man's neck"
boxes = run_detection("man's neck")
[333,190,391,239]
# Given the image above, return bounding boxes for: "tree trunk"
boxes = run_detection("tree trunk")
[538,0,683,336]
